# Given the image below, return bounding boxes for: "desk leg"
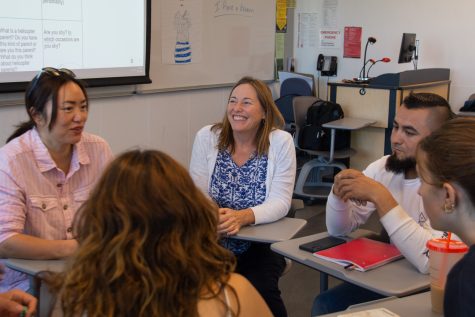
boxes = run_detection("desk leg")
[29,276,42,315]
[39,280,55,317]
[28,275,40,297]
[329,129,336,162]
[320,272,328,292]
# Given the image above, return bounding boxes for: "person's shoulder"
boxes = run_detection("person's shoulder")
[227,274,260,305]
[197,124,215,135]
[447,249,474,290]
[227,273,273,317]
[270,128,291,138]
[78,133,112,161]
[80,132,109,145]
[195,125,220,143]
[270,128,293,144]
[367,155,389,168]
[227,273,253,291]
[468,245,475,260]
[364,155,390,175]
[0,130,34,165]
[457,246,475,273]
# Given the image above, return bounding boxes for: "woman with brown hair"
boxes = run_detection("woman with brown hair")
[51,149,271,317]
[190,76,296,317]
[416,117,475,317]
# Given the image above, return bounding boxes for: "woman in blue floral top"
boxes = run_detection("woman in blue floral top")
[190,77,296,317]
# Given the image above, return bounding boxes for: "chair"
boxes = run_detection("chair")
[286,198,305,218]
[459,93,475,113]
[280,77,313,97]
[274,78,313,133]
[292,96,353,199]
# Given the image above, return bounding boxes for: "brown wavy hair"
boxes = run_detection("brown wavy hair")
[53,150,237,317]
[212,76,285,156]
[417,117,475,207]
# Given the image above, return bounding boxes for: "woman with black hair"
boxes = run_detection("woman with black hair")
[0,68,112,292]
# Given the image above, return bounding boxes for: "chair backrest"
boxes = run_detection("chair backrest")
[275,94,295,124]
[274,78,313,129]
[280,78,313,97]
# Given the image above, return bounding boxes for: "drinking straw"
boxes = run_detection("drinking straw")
[446,232,452,248]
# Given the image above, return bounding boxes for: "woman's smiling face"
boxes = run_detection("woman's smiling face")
[227,83,265,136]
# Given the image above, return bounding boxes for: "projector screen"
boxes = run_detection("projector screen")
[0,0,151,93]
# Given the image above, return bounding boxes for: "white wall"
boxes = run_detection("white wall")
[0,84,279,168]
[0,88,229,167]
[293,0,475,110]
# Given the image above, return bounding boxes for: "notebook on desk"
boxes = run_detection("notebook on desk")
[313,238,403,272]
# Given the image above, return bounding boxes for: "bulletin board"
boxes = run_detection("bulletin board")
[137,0,276,93]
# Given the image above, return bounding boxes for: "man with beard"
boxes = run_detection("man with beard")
[312,93,455,316]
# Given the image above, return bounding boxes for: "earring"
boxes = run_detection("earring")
[444,202,455,214]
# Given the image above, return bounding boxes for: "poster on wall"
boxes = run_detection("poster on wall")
[276,0,287,32]
[161,0,203,65]
[297,13,318,48]
[275,33,285,72]
[343,26,361,58]
[323,0,338,28]
[320,29,340,48]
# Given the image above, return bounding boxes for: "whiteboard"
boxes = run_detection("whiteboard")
[137,0,276,93]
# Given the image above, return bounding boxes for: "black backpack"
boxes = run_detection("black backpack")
[298,100,351,151]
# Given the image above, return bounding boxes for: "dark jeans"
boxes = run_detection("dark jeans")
[311,282,385,316]
[236,242,287,317]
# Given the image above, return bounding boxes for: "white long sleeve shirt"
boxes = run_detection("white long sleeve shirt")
[326,155,445,274]
[189,125,296,224]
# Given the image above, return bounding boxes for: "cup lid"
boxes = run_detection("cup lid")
[426,238,469,253]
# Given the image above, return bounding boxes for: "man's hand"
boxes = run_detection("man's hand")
[333,169,364,198]
[0,289,37,317]
[218,208,255,236]
[333,169,398,217]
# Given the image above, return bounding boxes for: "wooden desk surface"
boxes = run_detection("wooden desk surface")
[271,231,430,297]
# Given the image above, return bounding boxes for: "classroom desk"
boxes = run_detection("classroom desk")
[6,259,65,317]
[320,292,441,317]
[271,231,430,297]
[293,114,376,199]
[322,117,376,163]
[231,217,307,243]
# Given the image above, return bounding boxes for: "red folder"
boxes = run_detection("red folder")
[313,238,403,272]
